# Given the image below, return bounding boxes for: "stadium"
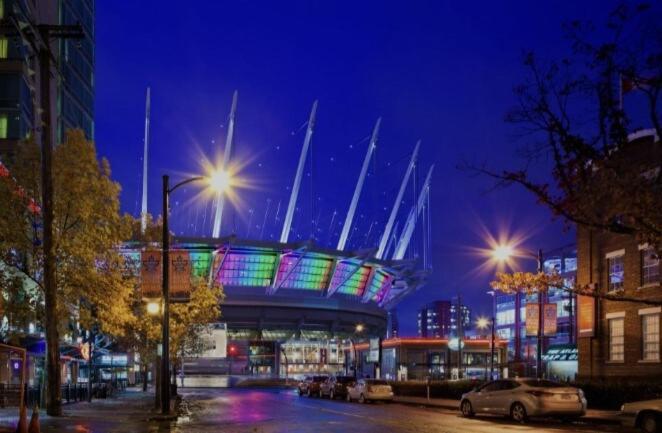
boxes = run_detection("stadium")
[129,98,432,379]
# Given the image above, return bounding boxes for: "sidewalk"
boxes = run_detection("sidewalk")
[0,388,159,432]
[393,396,622,425]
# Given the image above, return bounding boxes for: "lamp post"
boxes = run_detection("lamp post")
[491,244,546,379]
[160,170,230,415]
[486,290,496,380]
[476,317,490,380]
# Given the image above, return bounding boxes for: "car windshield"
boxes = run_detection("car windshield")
[367,380,388,385]
[312,376,327,382]
[521,379,566,388]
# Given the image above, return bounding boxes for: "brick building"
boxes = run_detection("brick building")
[577,130,662,382]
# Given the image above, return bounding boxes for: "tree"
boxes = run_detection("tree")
[491,271,662,306]
[0,130,135,414]
[468,3,662,252]
[119,215,224,391]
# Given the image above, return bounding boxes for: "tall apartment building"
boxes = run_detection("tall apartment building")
[0,0,94,155]
[417,300,471,338]
[577,130,662,382]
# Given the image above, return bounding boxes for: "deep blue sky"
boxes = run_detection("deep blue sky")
[95,1,624,335]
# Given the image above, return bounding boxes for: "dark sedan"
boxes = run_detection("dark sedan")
[320,375,355,399]
[298,375,328,397]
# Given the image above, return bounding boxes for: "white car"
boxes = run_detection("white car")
[621,399,662,433]
[460,378,587,423]
[346,379,394,403]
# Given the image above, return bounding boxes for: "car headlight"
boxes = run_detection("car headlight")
[620,405,625,412]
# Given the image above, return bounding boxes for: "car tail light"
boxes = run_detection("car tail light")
[526,390,554,398]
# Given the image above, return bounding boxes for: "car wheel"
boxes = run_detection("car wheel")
[359,394,366,404]
[329,390,335,400]
[460,400,474,418]
[640,412,659,433]
[510,402,527,424]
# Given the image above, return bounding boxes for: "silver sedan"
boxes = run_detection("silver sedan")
[460,378,587,423]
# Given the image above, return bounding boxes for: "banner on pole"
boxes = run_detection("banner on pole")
[169,250,192,302]
[141,249,162,299]
[525,304,539,336]
[578,290,596,338]
[543,303,558,336]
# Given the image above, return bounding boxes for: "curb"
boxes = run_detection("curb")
[392,398,622,426]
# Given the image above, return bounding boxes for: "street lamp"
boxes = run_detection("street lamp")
[486,290,497,380]
[491,243,545,379]
[160,169,231,415]
[476,317,492,381]
[146,301,161,316]
[347,323,365,378]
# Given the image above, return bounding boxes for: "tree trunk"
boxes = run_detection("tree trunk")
[40,36,62,417]
[142,363,148,392]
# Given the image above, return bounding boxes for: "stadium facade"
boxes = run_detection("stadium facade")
[130,97,433,379]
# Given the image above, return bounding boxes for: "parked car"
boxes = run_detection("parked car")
[297,376,312,396]
[300,375,328,397]
[621,398,662,433]
[319,375,355,399]
[460,378,587,423]
[346,379,394,403]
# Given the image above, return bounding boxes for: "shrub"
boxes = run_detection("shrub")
[388,379,484,400]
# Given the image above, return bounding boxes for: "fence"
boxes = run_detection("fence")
[0,381,127,408]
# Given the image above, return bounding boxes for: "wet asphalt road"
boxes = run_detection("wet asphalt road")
[4,387,631,433]
[172,388,628,433]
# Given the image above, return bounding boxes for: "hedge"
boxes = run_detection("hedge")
[388,379,484,400]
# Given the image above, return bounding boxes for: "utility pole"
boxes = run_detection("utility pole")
[4,18,87,416]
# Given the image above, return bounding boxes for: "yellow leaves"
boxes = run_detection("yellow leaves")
[490,271,565,294]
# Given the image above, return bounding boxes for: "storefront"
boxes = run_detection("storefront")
[353,337,508,381]
[542,344,577,382]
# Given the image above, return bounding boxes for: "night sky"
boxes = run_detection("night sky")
[95,1,624,335]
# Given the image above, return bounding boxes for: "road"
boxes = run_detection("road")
[173,388,627,433]
[1,387,629,432]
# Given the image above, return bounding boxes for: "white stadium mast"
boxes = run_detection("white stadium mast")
[375,140,420,259]
[212,90,238,238]
[392,164,434,260]
[140,87,151,234]
[337,117,381,251]
[280,100,318,243]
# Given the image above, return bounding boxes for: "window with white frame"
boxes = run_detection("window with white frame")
[608,254,625,292]
[641,247,660,286]
[642,314,660,361]
[608,317,624,362]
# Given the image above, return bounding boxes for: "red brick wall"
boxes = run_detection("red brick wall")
[577,226,662,381]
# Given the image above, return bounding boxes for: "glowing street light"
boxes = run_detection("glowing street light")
[207,168,232,193]
[476,317,490,330]
[159,167,234,415]
[492,244,515,263]
[355,323,365,333]
[146,301,160,316]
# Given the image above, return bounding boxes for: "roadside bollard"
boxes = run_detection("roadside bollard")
[16,404,27,433]
[426,377,431,402]
[28,405,39,433]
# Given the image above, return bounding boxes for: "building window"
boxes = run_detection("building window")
[0,38,7,59]
[0,114,7,139]
[642,314,660,361]
[608,255,625,292]
[608,317,624,362]
[641,247,660,286]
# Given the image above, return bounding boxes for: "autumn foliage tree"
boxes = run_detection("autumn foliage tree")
[0,130,135,413]
[120,215,224,391]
